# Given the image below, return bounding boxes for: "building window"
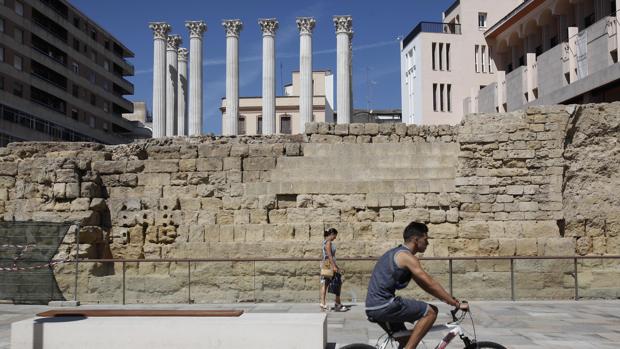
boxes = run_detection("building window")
[0,76,4,90]
[238,116,246,135]
[73,17,80,28]
[447,84,452,112]
[90,94,96,106]
[103,101,109,113]
[71,108,78,120]
[432,83,438,112]
[103,81,109,91]
[90,29,97,41]
[15,28,23,44]
[72,62,79,73]
[103,122,108,132]
[474,45,480,73]
[89,72,96,84]
[446,44,450,71]
[257,116,263,135]
[478,12,487,28]
[481,45,487,73]
[0,46,4,62]
[440,84,445,112]
[431,42,436,70]
[0,18,4,33]
[14,55,22,71]
[13,83,23,97]
[280,115,291,134]
[488,46,493,73]
[89,115,96,128]
[72,84,78,97]
[103,60,110,72]
[438,43,444,70]
[73,39,80,51]
[15,1,23,16]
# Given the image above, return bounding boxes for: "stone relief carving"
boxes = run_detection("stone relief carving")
[222,19,243,37]
[148,22,171,40]
[258,18,279,36]
[333,15,353,34]
[185,20,207,38]
[296,17,316,35]
[166,35,182,51]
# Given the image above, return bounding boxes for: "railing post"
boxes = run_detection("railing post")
[188,261,191,304]
[122,261,126,305]
[510,258,515,301]
[448,259,453,296]
[574,257,579,301]
[253,260,256,302]
[73,224,80,303]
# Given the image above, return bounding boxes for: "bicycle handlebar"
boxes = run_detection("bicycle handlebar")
[450,300,469,323]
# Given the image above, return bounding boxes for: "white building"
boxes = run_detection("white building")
[400,0,523,125]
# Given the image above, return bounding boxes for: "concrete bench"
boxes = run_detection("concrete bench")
[11,309,327,349]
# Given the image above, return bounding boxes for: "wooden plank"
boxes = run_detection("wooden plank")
[37,309,244,317]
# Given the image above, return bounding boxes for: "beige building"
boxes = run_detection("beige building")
[400,0,523,125]
[220,70,333,135]
[0,0,149,147]
[472,0,620,113]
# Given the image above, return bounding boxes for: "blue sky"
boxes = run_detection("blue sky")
[71,0,454,134]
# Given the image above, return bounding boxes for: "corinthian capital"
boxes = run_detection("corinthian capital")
[166,35,182,51]
[296,17,316,35]
[185,20,207,38]
[222,19,243,37]
[258,18,279,36]
[333,15,353,34]
[149,22,171,40]
[178,47,189,61]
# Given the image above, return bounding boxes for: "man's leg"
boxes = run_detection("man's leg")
[405,304,437,349]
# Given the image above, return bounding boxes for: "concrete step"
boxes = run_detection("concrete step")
[269,167,455,182]
[303,143,459,157]
[276,154,457,169]
[244,179,456,195]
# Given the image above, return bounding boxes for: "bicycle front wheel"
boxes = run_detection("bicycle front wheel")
[465,341,508,349]
[339,344,377,349]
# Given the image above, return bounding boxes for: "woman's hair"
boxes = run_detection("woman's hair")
[324,227,338,238]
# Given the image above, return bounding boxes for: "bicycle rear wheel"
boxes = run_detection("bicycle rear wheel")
[339,344,377,349]
[464,341,507,349]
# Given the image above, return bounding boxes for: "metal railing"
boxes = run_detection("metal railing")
[70,255,620,305]
[403,22,461,47]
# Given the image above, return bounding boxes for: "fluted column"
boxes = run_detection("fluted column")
[222,19,243,136]
[177,48,188,136]
[259,19,279,135]
[296,17,316,134]
[185,20,207,136]
[148,22,170,138]
[165,35,182,137]
[334,16,352,124]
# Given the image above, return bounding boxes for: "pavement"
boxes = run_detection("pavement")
[1,301,620,348]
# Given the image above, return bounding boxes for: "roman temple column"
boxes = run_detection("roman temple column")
[166,34,182,136]
[222,19,243,136]
[296,17,316,134]
[185,20,207,136]
[177,47,188,136]
[259,18,279,135]
[333,16,353,124]
[148,22,171,138]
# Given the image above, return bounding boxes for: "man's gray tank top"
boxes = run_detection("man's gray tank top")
[365,245,413,309]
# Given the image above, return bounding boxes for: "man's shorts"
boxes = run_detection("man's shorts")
[365,296,429,333]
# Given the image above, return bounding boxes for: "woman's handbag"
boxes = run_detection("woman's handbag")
[328,272,342,295]
[320,260,334,278]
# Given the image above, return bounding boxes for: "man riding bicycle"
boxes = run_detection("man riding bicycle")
[365,222,469,349]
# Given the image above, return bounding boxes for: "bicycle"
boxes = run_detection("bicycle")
[340,301,506,349]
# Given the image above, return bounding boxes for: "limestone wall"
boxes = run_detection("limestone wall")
[0,103,619,303]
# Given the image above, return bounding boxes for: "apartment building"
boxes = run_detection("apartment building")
[0,0,150,147]
[400,0,522,125]
[471,0,620,113]
[220,70,334,135]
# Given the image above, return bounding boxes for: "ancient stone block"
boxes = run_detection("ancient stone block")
[268,209,287,223]
[243,157,275,171]
[516,238,538,256]
[458,221,490,239]
[196,158,223,171]
[429,223,457,239]
[335,124,349,135]
[143,160,179,173]
[364,123,379,135]
[520,220,559,238]
[199,144,231,158]
[138,173,170,187]
[539,238,574,256]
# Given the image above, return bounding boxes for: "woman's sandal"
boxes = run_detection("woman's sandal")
[319,303,330,311]
[333,303,349,312]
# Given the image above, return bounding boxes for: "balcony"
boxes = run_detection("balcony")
[403,22,461,47]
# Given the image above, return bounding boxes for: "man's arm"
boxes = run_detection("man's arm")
[396,252,458,307]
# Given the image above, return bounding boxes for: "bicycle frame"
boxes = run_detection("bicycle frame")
[375,322,469,349]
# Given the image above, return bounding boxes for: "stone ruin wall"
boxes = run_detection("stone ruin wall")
[0,103,619,303]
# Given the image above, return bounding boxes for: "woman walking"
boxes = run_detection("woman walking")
[319,228,348,311]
